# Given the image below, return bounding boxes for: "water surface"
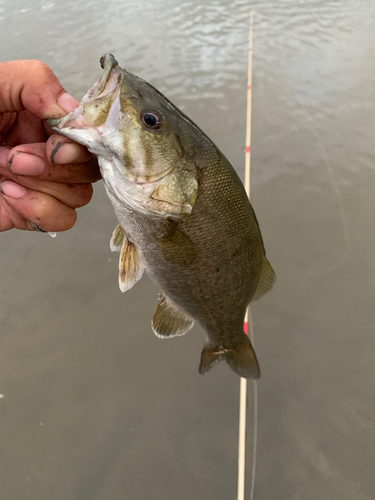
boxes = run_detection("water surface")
[1,1,375,499]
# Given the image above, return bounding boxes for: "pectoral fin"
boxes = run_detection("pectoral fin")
[151,169,198,215]
[118,237,144,292]
[110,224,125,252]
[252,257,276,301]
[152,294,194,338]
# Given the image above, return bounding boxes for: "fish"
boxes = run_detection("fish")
[48,53,275,379]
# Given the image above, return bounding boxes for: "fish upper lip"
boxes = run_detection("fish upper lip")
[82,53,122,103]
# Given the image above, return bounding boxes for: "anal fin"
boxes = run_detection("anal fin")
[152,294,194,339]
[118,237,144,292]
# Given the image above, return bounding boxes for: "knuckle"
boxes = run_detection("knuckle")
[62,210,77,230]
[29,60,51,76]
[77,183,94,207]
[65,183,93,208]
[31,195,50,220]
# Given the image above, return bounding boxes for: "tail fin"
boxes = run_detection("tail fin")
[199,334,260,379]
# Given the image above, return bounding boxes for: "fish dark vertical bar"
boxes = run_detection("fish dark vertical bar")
[237,8,257,500]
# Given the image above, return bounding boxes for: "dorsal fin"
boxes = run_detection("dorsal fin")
[252,257,276,302]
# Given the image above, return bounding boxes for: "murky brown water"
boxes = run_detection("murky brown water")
[1,0,375,498]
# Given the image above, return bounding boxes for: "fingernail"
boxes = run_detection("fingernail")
[8,152,45,175]
[51,142,80,164]
[58,92,79,113]
[0,180,27,198]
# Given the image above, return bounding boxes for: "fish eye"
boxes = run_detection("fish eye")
[141,110,163,130]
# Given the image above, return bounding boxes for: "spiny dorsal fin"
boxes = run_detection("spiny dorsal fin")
[118,238,144,292]
[252,257,276,302]
[110,224,125,252]
[152,294,194,339]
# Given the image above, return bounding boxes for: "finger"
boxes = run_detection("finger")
[1,110,48,149]
[0,168,93,208]
[0,185,26,231]
[0,144,101,184]
[0,180,77,232]
[0,60,78,119]
[46,135,93,164]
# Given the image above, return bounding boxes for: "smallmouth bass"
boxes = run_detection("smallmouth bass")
[48,54,275,379]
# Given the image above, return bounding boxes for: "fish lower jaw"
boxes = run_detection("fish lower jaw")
[49,110,103,153]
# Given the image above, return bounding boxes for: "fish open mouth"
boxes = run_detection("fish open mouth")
[82,53,123,103]
[47,53,123,147]
[46,53,123,132]
[47,53,175,186]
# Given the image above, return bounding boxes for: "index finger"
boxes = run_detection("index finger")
[0,60,76,119]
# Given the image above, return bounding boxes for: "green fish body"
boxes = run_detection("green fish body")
[48,54,275,379]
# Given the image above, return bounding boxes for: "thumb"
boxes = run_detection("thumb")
[0,60,79,119]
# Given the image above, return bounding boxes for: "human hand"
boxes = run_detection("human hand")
[0,59,101,232]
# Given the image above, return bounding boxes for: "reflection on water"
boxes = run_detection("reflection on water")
[1,1,375,499]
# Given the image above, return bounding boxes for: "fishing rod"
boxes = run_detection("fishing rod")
[237,9,257,500]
